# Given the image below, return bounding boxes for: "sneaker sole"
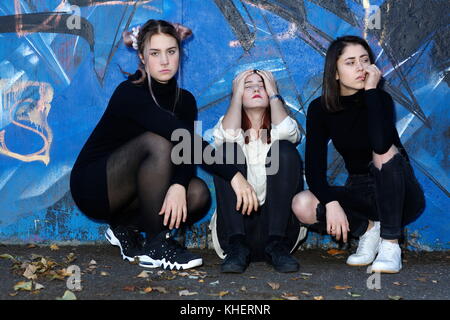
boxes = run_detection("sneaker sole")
[346,262,372,267]
[370,268,401,274]
[105,228,159,268]
[140,257,203,270]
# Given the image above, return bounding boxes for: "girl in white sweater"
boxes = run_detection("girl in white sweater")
[210,69,307,273]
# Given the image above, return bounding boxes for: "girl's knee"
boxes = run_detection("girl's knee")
[291,191,317,224]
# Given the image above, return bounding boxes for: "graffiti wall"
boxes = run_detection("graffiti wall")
[0,0,448,250]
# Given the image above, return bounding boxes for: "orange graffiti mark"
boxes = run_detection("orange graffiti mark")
[0,80,54,165]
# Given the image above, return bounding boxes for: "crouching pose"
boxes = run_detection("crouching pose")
[292,36,425,273]
[211,69,306,273]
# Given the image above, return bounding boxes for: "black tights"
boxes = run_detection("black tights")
[106,132,211,238]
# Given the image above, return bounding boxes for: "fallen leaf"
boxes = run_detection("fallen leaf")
[432,280,438,284]
[137,271,150,278]
[123,286,136,292]
[198,279,204,283]
[313,296,324,300]
[281,292,300,300]
[27,244,37,249]
[179,289,198,296]
[388,295,403,300]
[65,253,77,264]
[178,272,189,277]
[23,264,38,280]
[267,282,280,290]
[57,290,77,300]
[34,283,45,290]
[100,271,110,276]
[153,286,168,294]
[89,260,97,266]
[14,281,33,291]
[301,291,311,295]
[50,244,59,251]
[9,292,19,297]
[143,287,153,293]
[249,276,257,279]
[0,254,16,261]
[209,280,219,286]
[327,249,346,256]
[218,291,229,297]
[415,277,427,282]
[347,292,362,298]
[240,286,247,292]
[334,285,352,290]
[301,272,313,276]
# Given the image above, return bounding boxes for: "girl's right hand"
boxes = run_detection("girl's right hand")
[232,70,254,101]
[230,172,259,215]
[325,201,350,243]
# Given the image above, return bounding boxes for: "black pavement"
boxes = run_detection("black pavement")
[1,242,448,304]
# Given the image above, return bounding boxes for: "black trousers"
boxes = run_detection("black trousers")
[213,140,303,262]
[310,153,425,240]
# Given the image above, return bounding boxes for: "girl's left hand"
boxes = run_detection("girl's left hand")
[256,70,278,97]
[364,64,382,90]
[159,184,187,230]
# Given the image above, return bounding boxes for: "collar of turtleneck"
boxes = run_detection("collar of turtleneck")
[339,89,365,107]
[128,69,177,96]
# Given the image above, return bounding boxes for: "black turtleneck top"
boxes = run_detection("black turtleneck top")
[305,88,407,205]
[72,70,238,188]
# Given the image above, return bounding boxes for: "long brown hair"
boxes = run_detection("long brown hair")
[321,35,376,112]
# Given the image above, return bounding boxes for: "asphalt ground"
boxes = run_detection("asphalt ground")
[1,243,448,308]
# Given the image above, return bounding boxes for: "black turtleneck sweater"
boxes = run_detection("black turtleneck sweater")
[305,88,407,205]
[73,71,238,188]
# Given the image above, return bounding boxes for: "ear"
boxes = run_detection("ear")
[335,71,339,80]
[138,53,145,65]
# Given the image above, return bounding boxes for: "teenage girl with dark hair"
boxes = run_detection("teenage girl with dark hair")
[211,69,305,273]
[70,19,258,270]
[292,35,425,273]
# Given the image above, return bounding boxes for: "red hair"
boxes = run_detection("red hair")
[241,107,271,144]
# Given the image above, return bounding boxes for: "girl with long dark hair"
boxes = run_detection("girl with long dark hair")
[292,35,425,273]
[70,19,258,270]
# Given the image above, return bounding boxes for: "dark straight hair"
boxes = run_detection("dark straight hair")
[321,35,376,112]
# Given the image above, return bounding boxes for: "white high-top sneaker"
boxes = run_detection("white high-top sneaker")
[370,239,402,273]
[346,221,381,266]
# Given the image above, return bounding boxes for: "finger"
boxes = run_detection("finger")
[335,225,342,241]
[246,191,253,215]
[170,206,179,230]
[236,193,242,211]
[159,200,167,215]
[343,226,348,243]
[252,191,259,212]
[182,205,187,223]
[327,221,331,235]
[241,192,249,215]
[175,206,182,229]
[163,207,171,226]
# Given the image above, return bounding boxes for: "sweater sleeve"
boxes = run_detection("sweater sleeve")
[364,89,396,155]
[270,115,301,144]
[111,81,239,183]
[169,91,197,188]
[305,99,337,205]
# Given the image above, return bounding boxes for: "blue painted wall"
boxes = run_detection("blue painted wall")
[0,0,448,250]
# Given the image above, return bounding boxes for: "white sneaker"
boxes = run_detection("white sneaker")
[346,221,381,266]
[370,240,402,273]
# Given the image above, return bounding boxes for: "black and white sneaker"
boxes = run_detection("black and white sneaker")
[139,231,203,270]
[105,226,158,268]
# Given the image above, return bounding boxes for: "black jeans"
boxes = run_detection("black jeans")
[213,140,303,261]
[310,153,425,240]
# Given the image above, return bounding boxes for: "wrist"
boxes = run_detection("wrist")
[269,94,283,103]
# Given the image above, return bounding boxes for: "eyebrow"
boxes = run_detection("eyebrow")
[345,54,369,60]
[148,47,178,51]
